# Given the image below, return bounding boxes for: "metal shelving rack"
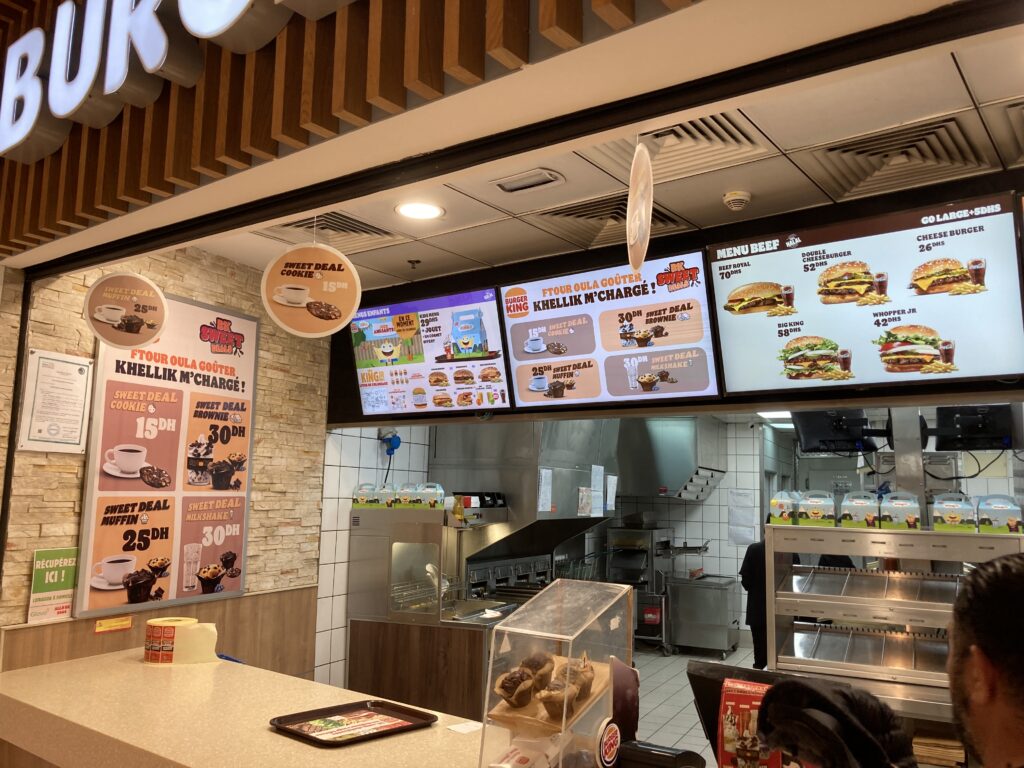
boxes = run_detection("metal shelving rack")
[765,525,1024,722]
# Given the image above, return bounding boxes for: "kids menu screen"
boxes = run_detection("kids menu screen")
[500,253,719,407]
[351,289,510,416]
[709,193,1024,394]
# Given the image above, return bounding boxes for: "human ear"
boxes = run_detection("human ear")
[967,645,998,706]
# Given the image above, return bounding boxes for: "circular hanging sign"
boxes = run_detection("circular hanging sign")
[260,243,362,338]
[84,273,168,349]
[626,141,653,273]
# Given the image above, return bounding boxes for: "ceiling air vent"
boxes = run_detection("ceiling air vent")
[983,98,1024,168]
[794,114,999,201]
[578,111,776,184]
[493,168,566,194]
[254,211,407,254]
[523,192,691,248]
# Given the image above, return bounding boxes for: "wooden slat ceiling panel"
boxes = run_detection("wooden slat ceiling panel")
[0,0,687,256]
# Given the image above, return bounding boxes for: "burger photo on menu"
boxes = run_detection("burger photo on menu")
[722,282,786,314]
[873,325,954,373]
[778,336,840,379]
[817,260,875,303]
[909,258,971,294]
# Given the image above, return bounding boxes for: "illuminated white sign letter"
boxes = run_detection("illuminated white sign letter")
[0,29,70,162]
[178,0,293,54]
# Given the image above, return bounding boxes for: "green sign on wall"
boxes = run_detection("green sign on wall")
[28,547,77,624]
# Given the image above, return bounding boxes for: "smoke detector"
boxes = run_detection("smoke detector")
[722,190,752,211]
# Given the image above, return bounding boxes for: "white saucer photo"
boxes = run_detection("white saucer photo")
[102,461,149,479]
[92,312,120,325]
[522,344,546,354]
[528,383,549,392]
[273,294,310,308]
[90,575,125,591]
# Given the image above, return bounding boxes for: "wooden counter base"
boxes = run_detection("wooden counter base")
[348,619,488,721]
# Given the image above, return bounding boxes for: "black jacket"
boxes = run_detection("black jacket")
[739,540,766,627]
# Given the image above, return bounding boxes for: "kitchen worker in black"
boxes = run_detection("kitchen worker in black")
[739,540,768,670]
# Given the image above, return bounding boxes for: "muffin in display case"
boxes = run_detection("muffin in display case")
[479,580,633,768]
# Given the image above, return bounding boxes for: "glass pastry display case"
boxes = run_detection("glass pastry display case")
[479,580,632,768]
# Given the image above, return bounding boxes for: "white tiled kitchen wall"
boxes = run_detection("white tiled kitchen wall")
[315,425,432,686]
[617,419,788,635]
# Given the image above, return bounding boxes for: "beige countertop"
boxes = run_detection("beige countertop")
[0,649,483,768]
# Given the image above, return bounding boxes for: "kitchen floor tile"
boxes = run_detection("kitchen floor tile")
[635,644,750,758]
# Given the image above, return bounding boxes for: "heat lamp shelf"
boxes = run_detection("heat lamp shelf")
[767,525,1023,562]
[774,566,957,629]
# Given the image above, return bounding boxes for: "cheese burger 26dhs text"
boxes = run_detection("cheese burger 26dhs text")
[873,325,944,372]
[910,258,971,294]
[817,260,875,303]
[722,282,786,314]
[778,336,841,379]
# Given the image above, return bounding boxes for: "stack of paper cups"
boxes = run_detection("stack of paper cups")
[144,617,217,664]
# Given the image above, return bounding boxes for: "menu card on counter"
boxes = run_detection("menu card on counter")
[500,253,719,407]
[709,193,1024,394]
[351,289,511,416]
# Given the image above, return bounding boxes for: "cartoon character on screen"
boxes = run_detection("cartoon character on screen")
[375,341,400,366]
[457,335,475,354]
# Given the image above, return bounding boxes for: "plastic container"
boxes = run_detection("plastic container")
[839,492,880,528]
[418,482,445,509]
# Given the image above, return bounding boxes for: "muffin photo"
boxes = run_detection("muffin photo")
[123,570,156,603]
[197,564,226,594]
[210,460,235,490]
[634,329,654,347]
[637,373,659,392]
[147,557,171,577]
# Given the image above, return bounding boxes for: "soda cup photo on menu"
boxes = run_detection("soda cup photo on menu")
[873,272,888,296]
[968,259,986,285]
[939,340,955,364]
[838,349,852,372]
[781,285,795,307]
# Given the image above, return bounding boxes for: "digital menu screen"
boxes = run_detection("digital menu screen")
[500,253,719,407]
[709,193,1024,394]
[351,289,510,415]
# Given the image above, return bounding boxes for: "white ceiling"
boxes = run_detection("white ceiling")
[9,0,959,269]
[185,23,1024,290]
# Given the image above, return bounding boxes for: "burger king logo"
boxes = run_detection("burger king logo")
[504,287,530,319]
[599,720,621,768]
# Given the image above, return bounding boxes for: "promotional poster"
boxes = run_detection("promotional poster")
[76,298,257,616]
[501,254,719,407]
[351,289,510,416]
[710,194,1024,394]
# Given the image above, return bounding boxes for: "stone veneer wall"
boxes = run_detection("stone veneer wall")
[0,249,329,626]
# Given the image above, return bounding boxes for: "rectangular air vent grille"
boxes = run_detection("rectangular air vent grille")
[255,211,408,254]
[523,192,690,248]
[578,111,776,184]
[794,114,999,200]
[984,98,1024,168]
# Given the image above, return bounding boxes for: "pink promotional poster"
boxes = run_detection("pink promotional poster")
[76,297,258,616]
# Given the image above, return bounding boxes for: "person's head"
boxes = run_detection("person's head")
[948,553,1024,763]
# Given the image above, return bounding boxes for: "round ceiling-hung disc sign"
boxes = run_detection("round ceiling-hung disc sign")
[84,273,169,350]
[626,142,654,274]
[261,243,363,338]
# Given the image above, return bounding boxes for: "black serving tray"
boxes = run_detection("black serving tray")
[270,700,438,748]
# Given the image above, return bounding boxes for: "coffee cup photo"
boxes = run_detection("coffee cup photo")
[96,304,126,323]
[530,374,548,390]
[94,554,137,585]
[105,444,148,474]
[275,284,311,305]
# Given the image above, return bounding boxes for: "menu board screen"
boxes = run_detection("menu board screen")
[709,193,1024,393]
[500,254,719,407]
[351,289,510,415]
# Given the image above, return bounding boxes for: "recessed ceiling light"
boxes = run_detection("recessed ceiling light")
[757,411,791,419]
[769,423,795,430]
[397,202,444,220]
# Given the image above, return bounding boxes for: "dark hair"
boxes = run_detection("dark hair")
[953,553,1024,705]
